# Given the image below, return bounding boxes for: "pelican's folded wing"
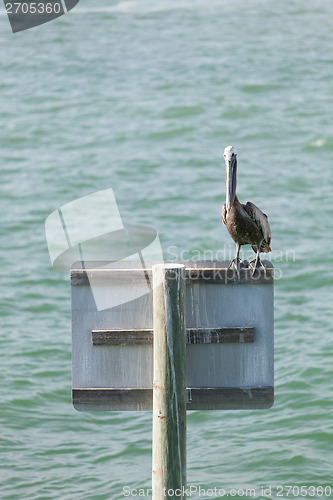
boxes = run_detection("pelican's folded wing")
[244,201,271,246]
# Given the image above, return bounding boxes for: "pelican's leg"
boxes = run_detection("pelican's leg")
[249,244,266,277]
[228,243,242,276]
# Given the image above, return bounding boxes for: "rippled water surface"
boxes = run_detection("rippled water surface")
[1,1,333,498]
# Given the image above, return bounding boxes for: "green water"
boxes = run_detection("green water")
[1,0,333,498]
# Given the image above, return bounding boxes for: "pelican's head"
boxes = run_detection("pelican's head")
[223,145,237,165]
[223,145,238,215]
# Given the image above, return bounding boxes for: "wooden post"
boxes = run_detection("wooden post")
[152,264,186,500]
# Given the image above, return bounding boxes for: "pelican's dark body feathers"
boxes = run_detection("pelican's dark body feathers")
[222,198,271,253]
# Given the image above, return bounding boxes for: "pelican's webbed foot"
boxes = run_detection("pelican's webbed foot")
[227,257,243,276]
[249,256,266,277]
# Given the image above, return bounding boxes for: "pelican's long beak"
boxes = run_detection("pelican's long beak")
[225,153,237,215]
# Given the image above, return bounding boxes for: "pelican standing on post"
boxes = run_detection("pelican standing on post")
[222,145,271,275]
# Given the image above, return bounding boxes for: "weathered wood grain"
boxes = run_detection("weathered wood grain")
[152,264,186,498]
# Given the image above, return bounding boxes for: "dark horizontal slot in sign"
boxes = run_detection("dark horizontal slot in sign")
[91,327,254,346]
[187,327,254,344]
[72,386,273,410]
[92,329,153,345]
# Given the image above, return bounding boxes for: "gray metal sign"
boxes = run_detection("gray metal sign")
[71,260,274,411]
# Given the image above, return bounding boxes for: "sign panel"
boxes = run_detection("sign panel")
[71,261,274,411]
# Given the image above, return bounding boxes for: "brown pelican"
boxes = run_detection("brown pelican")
[222,146,271,275]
